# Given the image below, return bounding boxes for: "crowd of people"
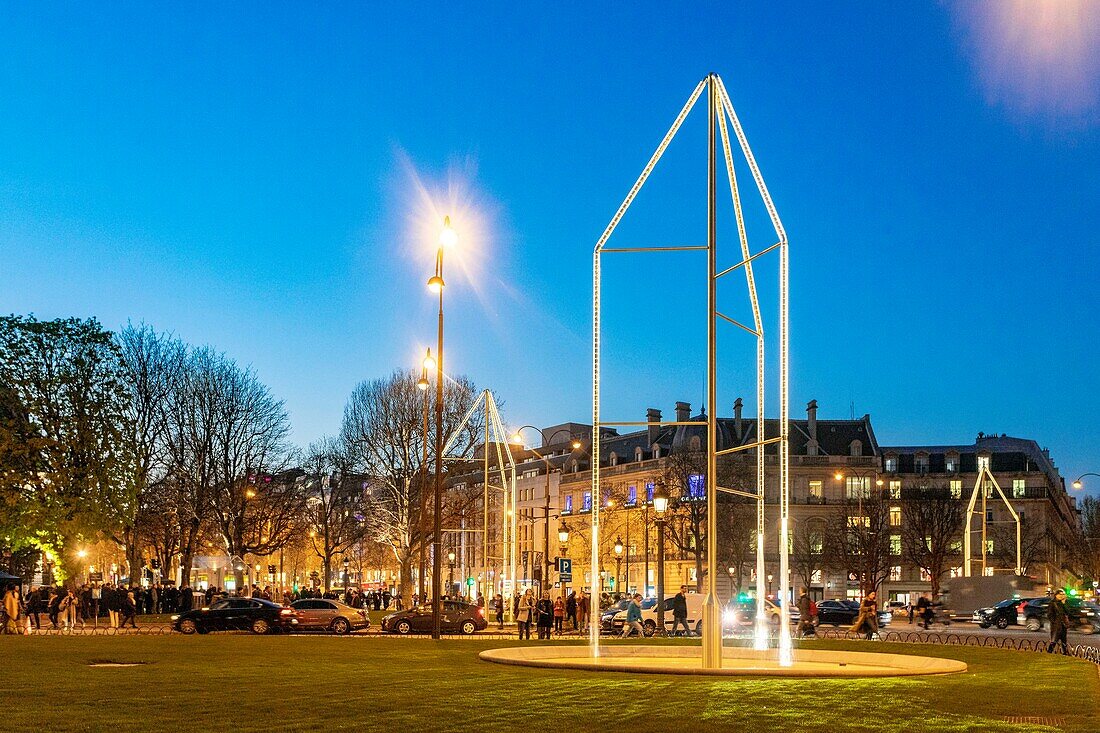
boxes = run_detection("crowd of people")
[0,581,406,633]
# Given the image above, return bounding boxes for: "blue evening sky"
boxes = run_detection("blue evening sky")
[1,3,1098,490]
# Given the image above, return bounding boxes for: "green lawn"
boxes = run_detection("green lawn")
[2,636,1097,732]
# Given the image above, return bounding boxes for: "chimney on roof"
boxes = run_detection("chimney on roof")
[646,408,661,446]
[675,401,691,423]
[734,398,743,440]
[807,399,818,441]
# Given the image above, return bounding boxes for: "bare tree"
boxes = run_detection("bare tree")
[1076,496,1100,582]
[900,485,964,598]
[301,438,370,592]
[339,369,480,601]
[824,488,893,596]
[790,516,827,594]
[107,324,185,583]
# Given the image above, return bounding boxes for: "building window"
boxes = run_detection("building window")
[950,540,962,554]
[809,480,823,499]
[889,480,901,499]
[810,569,823,585]
[889,506,902,527]
[950,567,963,578]
[635,447,643,462]
[884,457,897,473]
[846,476,870,499]
[522,469,538,479]
[946,454,958,473]
[1013,479,1026,498]
[688,474,705,500]
[977,455,991,472]
[609,452,618,467]
[645,481,654,504]
[985,539,994,554]
[563,495,573,514]
[889,566,902,582]
[690,436,702,452]
[889,535,901,555]
[949,480,962,499]
[849,440,862,457]
[582,492,592,513]
[915,454,929,474]
[626,485,638,507]
[810,533,823,554]
[920,567,932,581]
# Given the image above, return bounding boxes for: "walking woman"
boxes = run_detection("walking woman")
[492,593,504,630]
[516,589,535,640]
[850,590,879,641]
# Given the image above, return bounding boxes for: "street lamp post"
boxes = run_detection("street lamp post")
[1073,473,1100,490]
[429,216,456,640]
[447,550,456,598]
[342,556,350,598]
[767,573,773,599]
[558,522,570,596]
[614,536,624,596]
[653,486,669,636]
[417,351,433,605]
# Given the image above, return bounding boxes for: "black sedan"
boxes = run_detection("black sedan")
[973,598,1023,629]
[815,599,892,628]
[381,600,487,635]
[1022,597,1100,633]
[173,598,299,635]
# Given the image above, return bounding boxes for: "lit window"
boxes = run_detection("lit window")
[1013,479,1025,498]
[920,567,931,581]
[688,474,705,500]
[950,540,962,554]
[846,476,870,499]
[977,455,991,472]
[645,482,654,503]
[884,457,897,472]
[889,506,902,527]
[627,485,638,506]
[809,480,823,498]
[915,454,929,474]
[946,455,958,473]
[985,539,994,554]
[950,567,963,578]
[810,533,823,554]
[582,492,592,512]
[810,569,823,584]
[949,480,962,499]
[563,495,573,514]
[889,535,901,555]
[889,480,902,499]
[889,566,902,581]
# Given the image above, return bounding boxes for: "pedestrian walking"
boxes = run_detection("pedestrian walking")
[915,592,932,630]
[47,587,61,629]
[536,592,554,640]
[850,590,879,641]
[2,585,22,634]
[516,589,534,640]
[553,596,565,635]
[576,591,589,632]
[1047,589,1070,655]
[121,591,138,628]
[492,593,504,630]
[796,587,816,638]
[620,593,645,638]
[566,591,578,630]
[60,589,80,629]
[670,585,691,637]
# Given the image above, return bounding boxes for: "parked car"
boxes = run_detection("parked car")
[173,597,299,635]
[814,599,891,628]
[599,599,634,633]
[608,592,706,636]
[723,598,801,628]
[972,597,1040,629]
[1022,597,1100,633]
[290,598,370,634]
[380,600,487,635]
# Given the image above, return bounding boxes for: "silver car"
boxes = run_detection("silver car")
[290,599,370,634]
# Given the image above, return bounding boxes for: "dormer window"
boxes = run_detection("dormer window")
[635,447,643,462]
[884,455,897,473]
[609,452,618,467]
[915,453,929,474]
[945,452,959,473]
[849,440,863,457]
[690,436,702,452]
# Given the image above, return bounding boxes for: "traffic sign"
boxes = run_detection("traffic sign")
[558,558,572,583]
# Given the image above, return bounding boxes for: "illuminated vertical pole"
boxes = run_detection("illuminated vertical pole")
[777,187,792,666]
[590,248,602,657]
[702,73,722,670]
[484,402,490,600]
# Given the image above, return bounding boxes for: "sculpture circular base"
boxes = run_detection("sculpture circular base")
[478,645,966,677]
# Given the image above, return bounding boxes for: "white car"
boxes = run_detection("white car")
[723,598,801,628]
[611,592,705,635]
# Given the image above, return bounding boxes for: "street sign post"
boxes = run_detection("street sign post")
[558,557,572,583]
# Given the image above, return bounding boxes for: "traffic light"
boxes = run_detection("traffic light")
[150,558,160,570]
[466,577,475,587]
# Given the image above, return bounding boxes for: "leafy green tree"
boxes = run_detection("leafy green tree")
[0,315,130,582]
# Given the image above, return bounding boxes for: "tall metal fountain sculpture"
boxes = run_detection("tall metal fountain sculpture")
[590,73,792,668]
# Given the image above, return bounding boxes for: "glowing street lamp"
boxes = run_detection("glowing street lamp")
[429,216,457,639]
[1073,473,1099,490]
[614,536,624,593]
[654,486,670,635]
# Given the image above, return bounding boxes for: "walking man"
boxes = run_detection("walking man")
[621,593,644,638]
[1047,589,1070,655]
[796,587,816,638]
[516,589,534,640]
[670,585,691,637]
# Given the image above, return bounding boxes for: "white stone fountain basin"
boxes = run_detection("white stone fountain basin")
[479,644,966,678]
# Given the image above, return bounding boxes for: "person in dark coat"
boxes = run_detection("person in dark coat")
[535,592,554,640]
[1047,589,1070,655]
[179,584,194,613]
[104,584,123,627]
[566,592,578,630]
[915,592,932,629]
[47,587,61,628]
[850,590,879,640]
